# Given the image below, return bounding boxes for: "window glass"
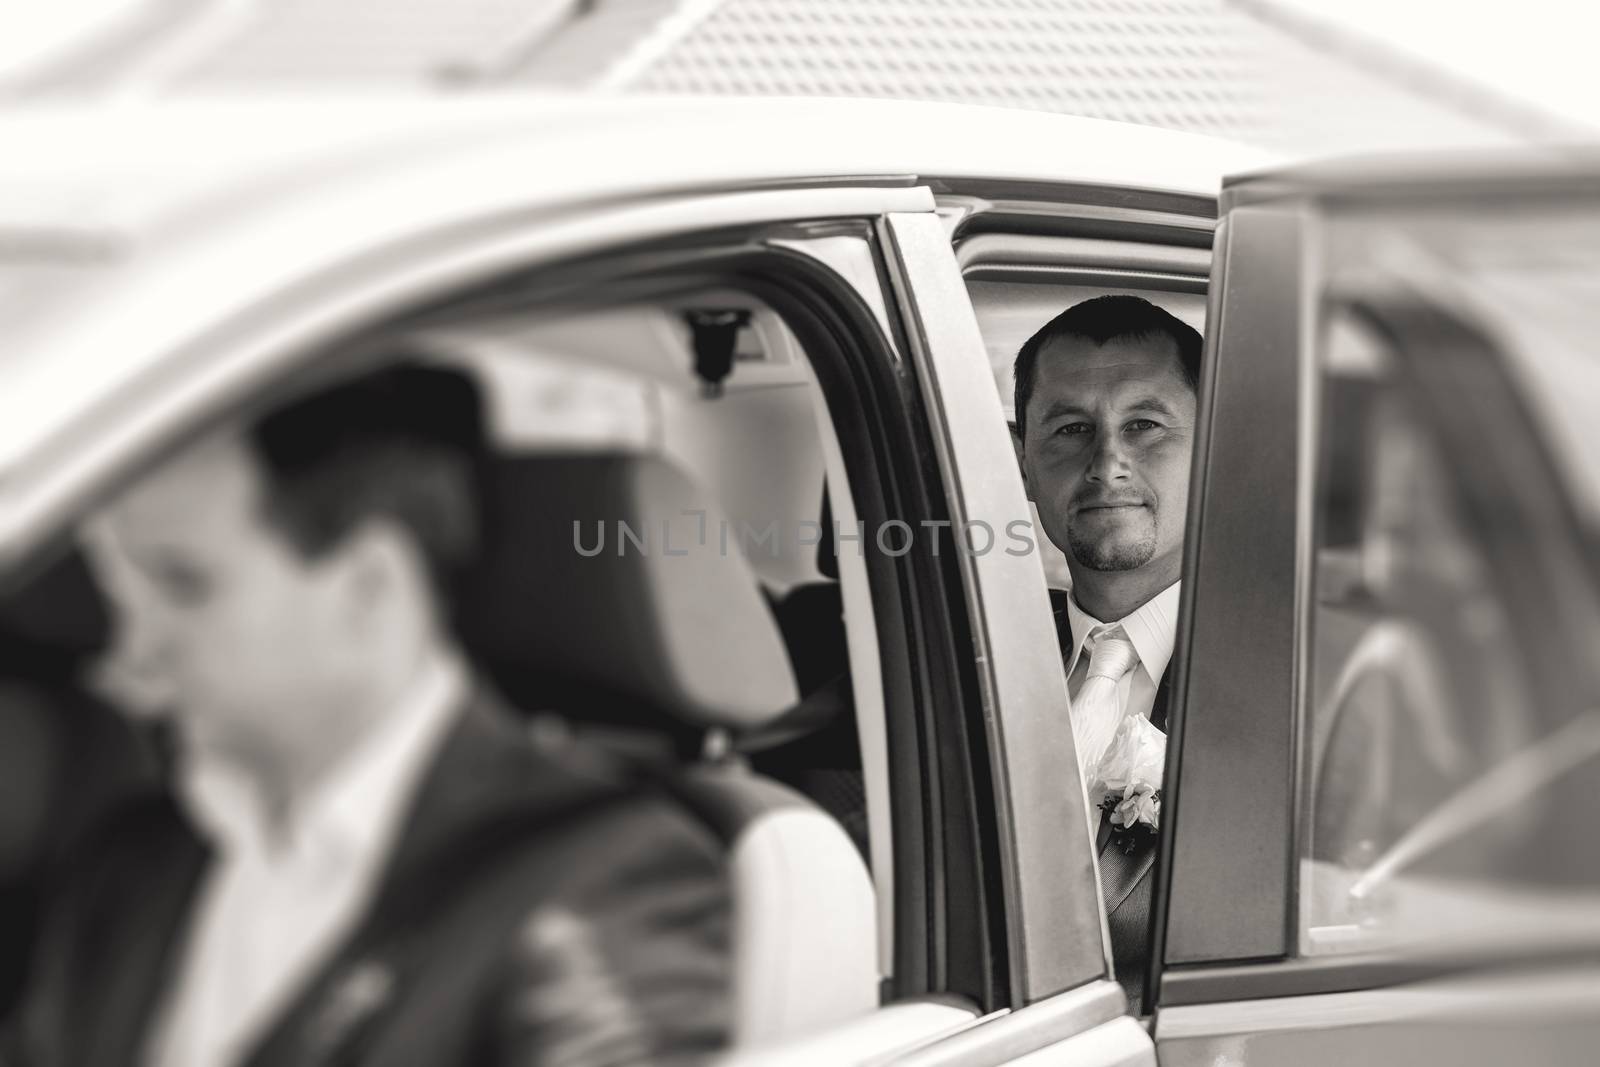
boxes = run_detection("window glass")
[1302,310,1600,958]
[1379,211,1600,529]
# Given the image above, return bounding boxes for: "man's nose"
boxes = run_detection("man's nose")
[1086,431,1132,484]
[99,613,180,713]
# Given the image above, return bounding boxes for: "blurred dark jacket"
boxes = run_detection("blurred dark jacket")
[0,551,162,1022]
[0,681,161,1018]
[9,686,731,1067]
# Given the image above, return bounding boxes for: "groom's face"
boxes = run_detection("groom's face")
[91,434,371,769]
[1018,333,1196,579]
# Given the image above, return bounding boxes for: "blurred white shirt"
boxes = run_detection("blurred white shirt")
[145,653,466,1067]
[1063,581,1180,724]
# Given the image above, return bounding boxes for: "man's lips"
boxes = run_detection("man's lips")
[1074,501,1146,514]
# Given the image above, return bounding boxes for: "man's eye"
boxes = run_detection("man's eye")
[1126,419,1159,432]
[1056,422,1092,436]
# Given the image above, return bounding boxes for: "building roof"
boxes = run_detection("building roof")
[6,0,1534,159]
[598,0,1524,156]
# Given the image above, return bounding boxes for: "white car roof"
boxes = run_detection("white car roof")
[0,94,1268,236]
[0,95,1270,556]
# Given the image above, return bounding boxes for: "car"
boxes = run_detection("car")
[1,95,1595,1065]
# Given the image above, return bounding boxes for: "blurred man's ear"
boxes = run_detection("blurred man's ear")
[337,520,428,627]
[1010,422,1033,501]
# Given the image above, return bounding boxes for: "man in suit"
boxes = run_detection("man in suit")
[9,364,730,1067]
[1011,294,1201,1013]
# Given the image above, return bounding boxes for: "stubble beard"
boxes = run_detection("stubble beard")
[1067,512,1158,572]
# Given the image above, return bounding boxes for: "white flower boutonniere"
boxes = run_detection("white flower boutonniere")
[1090,712,1167,850]
[1109,781,1160,832]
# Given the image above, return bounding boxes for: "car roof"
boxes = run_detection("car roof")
[0,95,1271,559]
[1,94,1268,237]
[1222,147,1599,212]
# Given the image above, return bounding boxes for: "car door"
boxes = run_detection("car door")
[1148,164,1600,1064]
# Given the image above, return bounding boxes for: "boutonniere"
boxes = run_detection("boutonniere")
[1099,782,1161,851]
[1090,713,1166,853]
[305,959,396,1057]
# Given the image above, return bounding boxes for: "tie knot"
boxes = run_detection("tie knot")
[1085,627,1138,683]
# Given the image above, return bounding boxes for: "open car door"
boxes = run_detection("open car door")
[1150,160,1600,1065]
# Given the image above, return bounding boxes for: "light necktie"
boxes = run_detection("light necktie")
[1070,626,1139,782]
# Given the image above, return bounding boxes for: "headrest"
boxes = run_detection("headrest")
[456,452,798,733]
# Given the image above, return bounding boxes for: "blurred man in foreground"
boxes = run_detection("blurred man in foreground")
[11,364,730,1067]
[1012,294,1201,1010]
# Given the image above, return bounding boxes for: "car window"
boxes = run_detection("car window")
[1301,307,1600,958]
[1439,218,1600,531]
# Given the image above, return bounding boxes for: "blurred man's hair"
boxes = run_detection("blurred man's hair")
[1012,294,1202,435]
[248,362,486,604]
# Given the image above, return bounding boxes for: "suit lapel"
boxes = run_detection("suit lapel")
[352,685,621,940]
[239,683,620,1067]
[1098,830,1158,916]
[1149,669,1172,733]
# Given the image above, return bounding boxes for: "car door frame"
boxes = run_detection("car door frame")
[934,179,1225,1007]
[869,211,1155,1065]
[862,180,1238,1065]
[1151,200,1309,1001]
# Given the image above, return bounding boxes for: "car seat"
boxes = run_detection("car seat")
[455,451,878,1045]
[753,485,869,858]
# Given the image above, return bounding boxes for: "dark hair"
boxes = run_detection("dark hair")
[247,362,487,604]
[1012,294,1202,435]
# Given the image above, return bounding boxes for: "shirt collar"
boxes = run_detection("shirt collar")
[181,650,467,862]
[1063,580,1182,688]
[308,649,467,860]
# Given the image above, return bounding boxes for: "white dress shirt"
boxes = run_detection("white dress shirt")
[145,653,467,1067]
[1063,581,1181,725]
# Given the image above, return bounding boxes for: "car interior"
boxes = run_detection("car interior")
[0,221,1216,1040]
[418,266,1215,1031]
[429,263,1217,1026]
[0,280,893,1046]
[429,298,882,1040]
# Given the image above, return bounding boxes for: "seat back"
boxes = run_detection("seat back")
[456,450,877,1044]
[671,765,877,1046]
[458,452,798,733]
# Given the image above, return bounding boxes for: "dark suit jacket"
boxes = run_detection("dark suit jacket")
[1051,591,1170,1016]
[8,686,730,1067]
